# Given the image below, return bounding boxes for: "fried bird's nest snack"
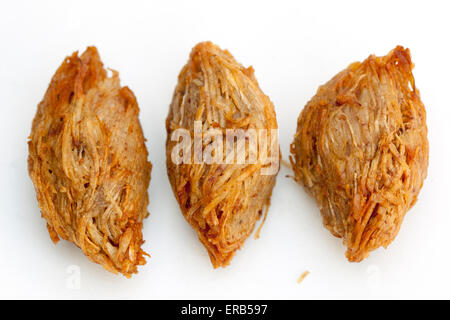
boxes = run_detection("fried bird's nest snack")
[28,47,152,277]
[290,46,428,261]
[166,42,279,267]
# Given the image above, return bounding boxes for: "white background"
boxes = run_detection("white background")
[1,0,449,299]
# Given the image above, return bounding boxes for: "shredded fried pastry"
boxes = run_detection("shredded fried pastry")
[166,42,280,267]
[28,47,152,277]
[290,46,428,261]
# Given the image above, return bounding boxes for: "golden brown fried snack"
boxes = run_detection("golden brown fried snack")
[28,47,152,277]
[290,46,428,262]
[166,42,279,267]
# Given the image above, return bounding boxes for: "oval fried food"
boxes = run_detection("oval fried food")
[166,42,279,267]
[28,47,152,277]
[290,46,428,262]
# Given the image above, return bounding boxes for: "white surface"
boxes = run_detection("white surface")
[1,0,449,299]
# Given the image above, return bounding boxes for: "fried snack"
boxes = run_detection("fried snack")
[290,46,428,262]
[28,47,152,277]
[166,42,279,267]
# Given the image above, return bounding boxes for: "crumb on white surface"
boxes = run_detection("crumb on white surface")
[297,271,310,284]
